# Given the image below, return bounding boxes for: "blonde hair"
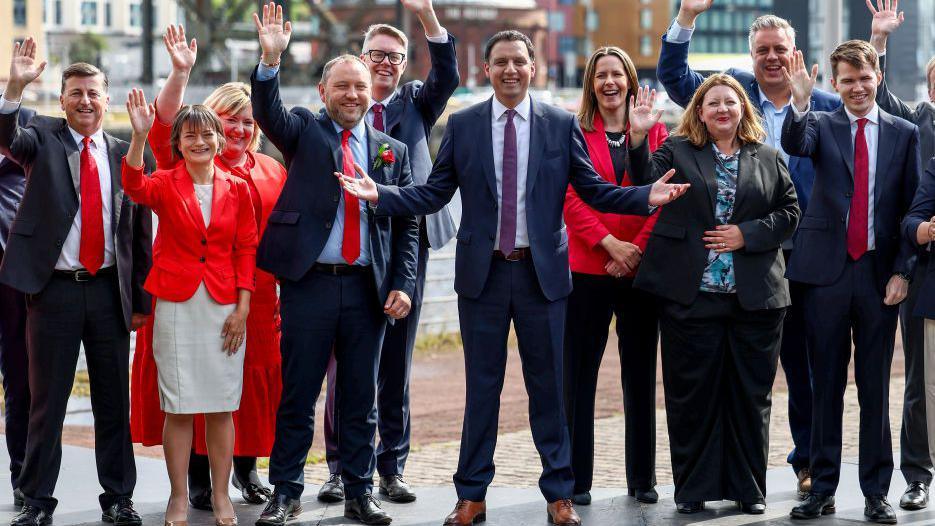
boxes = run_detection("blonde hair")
[673,74,765,147]
[577,47,639,133]
[363,24,408,52]
[170,105,226,161]
[926,55,935,91]
[748,15,796,51]
[830,40,880,78]
[203,82,260,153]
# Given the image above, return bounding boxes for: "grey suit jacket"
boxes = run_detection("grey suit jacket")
[0,107,35,251]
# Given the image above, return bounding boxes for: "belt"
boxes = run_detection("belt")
[312,263,371,275]
[493,248,530,261]
[53,266,116,282]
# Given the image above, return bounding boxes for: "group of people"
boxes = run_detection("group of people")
[1,0,935,525]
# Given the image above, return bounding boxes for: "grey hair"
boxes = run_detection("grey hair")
[748,15,796,51]
[320,54,370,85]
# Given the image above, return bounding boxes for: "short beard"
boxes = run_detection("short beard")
[326,106,364,130]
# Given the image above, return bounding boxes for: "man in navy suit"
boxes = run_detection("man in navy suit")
[318,0,459,504]
[340,30,688,526]
[0,102,34,509]
[657,0,842,496]
[248,4,419,525]
[781,41,921,523]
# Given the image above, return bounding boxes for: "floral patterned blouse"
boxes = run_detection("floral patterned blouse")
[700,144,739,294]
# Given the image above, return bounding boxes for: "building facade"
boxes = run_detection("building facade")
[0,0,45,86]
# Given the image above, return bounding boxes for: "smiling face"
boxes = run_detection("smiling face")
[60,74,109,137]
[319,59,371,130]
[361,33,407,102]
[485,40,535,108]
[831,61,881,117]
[750,27,794,93]
[697,84,743,141]
[178,121,220,165]
[592,55,629,115]
[218,106,255,161]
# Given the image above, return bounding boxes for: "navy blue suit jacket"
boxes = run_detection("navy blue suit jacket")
[782,106,920,291]
[0,107,35,251]
[375,97,652,302]
[656,35,841,212]
[250,67,420,306]
[903,158,935,317]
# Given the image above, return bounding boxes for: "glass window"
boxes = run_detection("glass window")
[559,36,578,55]
[104,0,112,26]
[81,1,98,25]
[13,0,27,26]
[549,11,565,33]
[640,35,652,56]
[130,2,142,27]
[640,8,652,30]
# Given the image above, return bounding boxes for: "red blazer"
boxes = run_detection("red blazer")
[564,115,668,276]
[122,160,258,303]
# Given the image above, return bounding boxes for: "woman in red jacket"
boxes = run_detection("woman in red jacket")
[124,90,258,526]
[130,26,287,508]
[562,46,668,506]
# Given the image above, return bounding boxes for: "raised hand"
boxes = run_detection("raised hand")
[401,0,433,15]
[648,169,690,207]
[336,162,379,202]
[163,24,197,73]
[126,88,156,137]
[677,0,713,27]
[628,86,664,138]
[782,50,817,112]
[867,0,904,38]
[253,1,292,64]
[6,37,47,99]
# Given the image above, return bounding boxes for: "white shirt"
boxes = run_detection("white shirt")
[0,95,115,269]
[491,94,531,249]
[844,104,880,251]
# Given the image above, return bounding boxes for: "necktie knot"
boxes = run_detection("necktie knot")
[83,136,93,148]
[373,103,383,115]
[505,108,516,123]
[856,117,868,131]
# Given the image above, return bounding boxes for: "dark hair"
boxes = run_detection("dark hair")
[61,62,108,94]
[483,30,535,63]
[170,105,226,161]
[830,40,880,79]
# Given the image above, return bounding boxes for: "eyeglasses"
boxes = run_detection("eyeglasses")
[364,50,406,65]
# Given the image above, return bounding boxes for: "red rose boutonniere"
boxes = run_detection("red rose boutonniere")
[373,143,395,170]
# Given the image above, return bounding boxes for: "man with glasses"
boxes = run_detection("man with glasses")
[318,0,459,505]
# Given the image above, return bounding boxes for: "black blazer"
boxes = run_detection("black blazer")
[0,107,35,251]
[781,106,920,292]
[250,67,420,308]
[0,110,153,329]
[902,157,935,318]
[628,136,799,310]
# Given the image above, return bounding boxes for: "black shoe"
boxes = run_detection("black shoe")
[11,505,52,526]
[572,492,591,506]
[900,481,928,510]
[676,502,704,514]
[102,498,142,526]
[12,489,24,510]
[190,488,213,511]
[317,473,344,503]
[233,473,272,505]
[865,496,897,524]
[790,494,835,520]
[737,501,766,515]
[255,493,302,526]
[378,475,416,504]
[628,487,658,504]
[344,494,391,525]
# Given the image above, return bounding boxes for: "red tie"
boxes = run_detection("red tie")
[341,130,360,264]
[79,136,104,274]
[847,118,869,261]
[372,103,384,132]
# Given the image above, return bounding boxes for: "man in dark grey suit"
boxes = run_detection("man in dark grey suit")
[0,38,151,526]
[319,0,459,504]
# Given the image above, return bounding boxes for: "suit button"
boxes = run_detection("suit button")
[55,239,63,248]
[201,238,207,245]
[333,194,340,202]
[325,221,333,229]
[199,256,206,263]
[841,217,846,223]
[845,191,853,198]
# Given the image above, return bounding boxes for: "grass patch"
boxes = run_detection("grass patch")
[414,331,462,357]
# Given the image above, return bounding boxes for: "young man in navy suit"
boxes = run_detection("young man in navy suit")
[341,30,689,526]
[781,40,921,524]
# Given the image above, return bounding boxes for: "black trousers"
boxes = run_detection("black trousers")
[0,247,30,491]
[781,250,813,474]
[563,273,657,494]
[899,257,933,485]
[20,272,136,513]
[805,254,898,497]
[659,292,784,504]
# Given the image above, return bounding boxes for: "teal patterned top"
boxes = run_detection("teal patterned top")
[700,144,738,294]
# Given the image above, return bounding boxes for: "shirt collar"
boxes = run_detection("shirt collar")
[68,126,105,151]
[332,117,367,144]
[369,93,395,111]
[492,94,531,122]
[844,103,880,125]
[757,86,793,112]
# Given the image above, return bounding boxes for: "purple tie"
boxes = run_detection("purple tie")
[499,109,518,255]
[373,103,385,132]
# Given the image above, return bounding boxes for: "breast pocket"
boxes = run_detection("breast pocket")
[268,210,301,225]
[10,219,35,236]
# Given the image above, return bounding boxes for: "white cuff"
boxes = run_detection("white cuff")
[425,28,449,44]
[665,19,694,44]
[0,96,22,115]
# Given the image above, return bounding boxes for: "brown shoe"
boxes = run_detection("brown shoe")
[443,499,486,525]
[547,499,581,525]
[797,468,812,500]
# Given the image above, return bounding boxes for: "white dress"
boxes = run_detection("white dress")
[152,183,246,414]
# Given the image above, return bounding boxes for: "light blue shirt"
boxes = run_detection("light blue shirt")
[255,63,372,265]
[758,87,792,165]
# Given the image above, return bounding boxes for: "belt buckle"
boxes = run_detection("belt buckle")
[504,250,521,262]
[74,270,92,282]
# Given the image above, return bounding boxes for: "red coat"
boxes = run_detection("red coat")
[563,115,668,276]
[122,161,258,303]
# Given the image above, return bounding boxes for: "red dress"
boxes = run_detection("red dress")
[130,116,287,456]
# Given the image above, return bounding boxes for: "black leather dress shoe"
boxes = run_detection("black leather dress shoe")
[13,489,24,510]
[233,474,272,505]
[676,502,704,514]
[344,494,391,525]
[629,487,659,504]
[737,501,766,514]
[255,493,302,526]
[900,481,928,510]
[572,492,591,506]
[102,498,142,526]
[865,496,897,524]
[379,475,416,503]
[790,494,835,519]
[317,473,344,503]
[11,505,52,526]
[190,488,213,511]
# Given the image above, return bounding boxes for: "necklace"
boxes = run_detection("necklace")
[605,131,626,149]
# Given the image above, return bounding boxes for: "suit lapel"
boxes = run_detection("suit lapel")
[831,107,855,179]
[104,133,124,234]
[59,126,81,197]
[175,169,207,234]
[478,100,498,200]
[209,168,229,230]
[366,123,381,181]
[526,99,546,194]
[691,144,718,216]
[735,144,758,215]
[319,115,343,174]
[874,112,896,207]
[383,94,405,134]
